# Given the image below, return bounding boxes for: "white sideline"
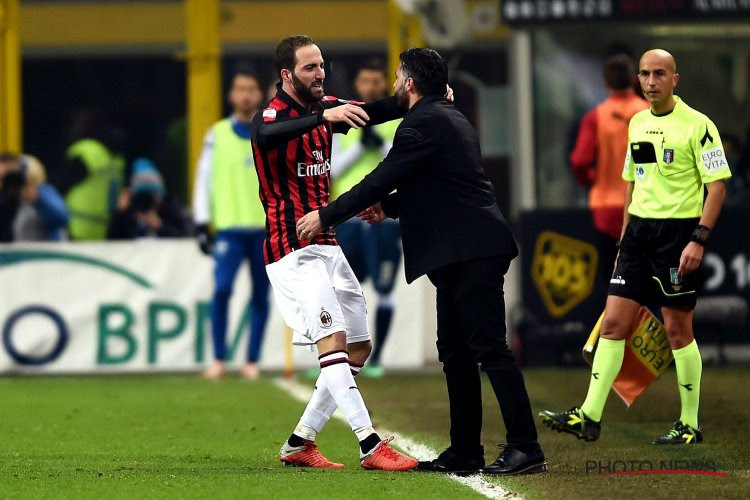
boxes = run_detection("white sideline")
[273,377,519,500]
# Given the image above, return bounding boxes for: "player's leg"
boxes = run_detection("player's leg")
[205,231,244,379]
[286,341,369,453]
[328,246,417,470]
[241,229,271,380]
[266,250,343,468]
[363,221,401,376]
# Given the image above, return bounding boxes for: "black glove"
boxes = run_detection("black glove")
[360,126,384,149]
[196,224,215,255]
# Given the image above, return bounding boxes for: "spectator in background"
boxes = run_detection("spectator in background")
[108,158,190,239]
[0,152,22,242]
[330,59,402,378]
[51,128,127,240]
[192,70,271,380]
[570,53,649,242]
[13,155,69,241]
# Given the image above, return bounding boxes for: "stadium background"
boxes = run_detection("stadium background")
[1,2,749,498]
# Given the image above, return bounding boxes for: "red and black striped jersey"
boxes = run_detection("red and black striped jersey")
[251,85,404,264]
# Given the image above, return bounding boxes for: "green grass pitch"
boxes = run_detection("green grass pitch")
[1,366,748,499]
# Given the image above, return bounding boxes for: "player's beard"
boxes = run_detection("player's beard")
[395,82,409,108]
[292,72,324,104]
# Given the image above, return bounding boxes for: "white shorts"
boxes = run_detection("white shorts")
[265,245,370,346]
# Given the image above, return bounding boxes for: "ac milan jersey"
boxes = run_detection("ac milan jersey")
[251,85,404,264]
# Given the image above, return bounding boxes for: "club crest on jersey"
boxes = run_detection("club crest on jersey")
[320,308,332,327]
[663,149,674,164]
[262,108,277,121]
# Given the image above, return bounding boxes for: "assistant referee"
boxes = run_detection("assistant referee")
[541,49,732,445]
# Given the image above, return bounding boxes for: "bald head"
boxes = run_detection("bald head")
[640,49,676,73]
[638,48,679,114]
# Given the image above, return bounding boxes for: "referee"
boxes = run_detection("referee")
[541,49,732,444]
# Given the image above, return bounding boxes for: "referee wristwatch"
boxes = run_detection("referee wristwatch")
[690,224,712,246]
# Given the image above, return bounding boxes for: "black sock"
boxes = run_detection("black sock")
[288,433,306,447]
[371,306,393,365]
[359,432,381,454]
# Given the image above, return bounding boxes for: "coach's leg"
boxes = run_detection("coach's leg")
[579,295,639,421]
[429,267,484,460]
[663,306,701,430]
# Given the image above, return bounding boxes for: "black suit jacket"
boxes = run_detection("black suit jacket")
[319,95,518,283]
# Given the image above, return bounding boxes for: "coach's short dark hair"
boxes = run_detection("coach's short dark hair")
[274,35,315,76]
[398,48,448,97]
[604,54,636,91]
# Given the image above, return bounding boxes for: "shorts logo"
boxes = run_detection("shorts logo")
[670,268,682,285]
[663,149,674,164]
[319,308,332,327]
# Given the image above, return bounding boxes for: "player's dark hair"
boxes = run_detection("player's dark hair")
[274,35,315,76]
[604,54,636,91]
[398,48,448,97]
[357,57,387,77]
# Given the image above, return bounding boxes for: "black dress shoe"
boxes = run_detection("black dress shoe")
[480,444,548,475]
[417,447,485,474]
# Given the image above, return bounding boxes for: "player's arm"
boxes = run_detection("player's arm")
[324,96,403,134]
[192,130,214,255]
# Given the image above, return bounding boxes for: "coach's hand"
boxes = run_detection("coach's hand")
[323,104,369,129]
[357,203,386,225]
[296,211,323,241]
[678,241,704,276]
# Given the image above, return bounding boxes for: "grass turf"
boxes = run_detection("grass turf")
[356,366,750,499]
[0,375,479,499]
[1,366,748,499]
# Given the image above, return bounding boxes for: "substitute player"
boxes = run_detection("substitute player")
[540,49,731,444]
[331,59,402,377]
[251,35,417,470]
[193,70,270,380]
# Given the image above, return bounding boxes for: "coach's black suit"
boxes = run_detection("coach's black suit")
[319,95,541,469]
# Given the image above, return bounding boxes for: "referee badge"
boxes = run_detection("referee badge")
[663,149,674,164]
[670,268,682,285]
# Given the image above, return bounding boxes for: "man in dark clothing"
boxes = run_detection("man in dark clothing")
[296,48,547,475]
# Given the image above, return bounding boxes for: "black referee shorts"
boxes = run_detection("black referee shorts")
[608,215,700,309]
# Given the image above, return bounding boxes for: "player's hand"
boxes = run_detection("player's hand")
[323,104,369,129]
[678,241,704,276]
[445,85,454,102]
[296,210,323,241]
[357,203,386,224]
[196,224,215,255]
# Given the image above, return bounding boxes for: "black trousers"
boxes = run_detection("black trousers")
[427,255,539,456]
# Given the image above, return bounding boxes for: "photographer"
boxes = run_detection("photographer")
[107,158,190,239]
[0,152,70,242]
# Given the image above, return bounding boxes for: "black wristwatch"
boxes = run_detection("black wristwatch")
[690,224,712,246]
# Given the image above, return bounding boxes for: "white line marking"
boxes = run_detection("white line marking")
[273,377,519,499]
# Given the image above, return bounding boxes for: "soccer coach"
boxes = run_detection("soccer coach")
[296,48,546,476]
